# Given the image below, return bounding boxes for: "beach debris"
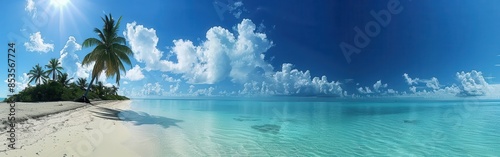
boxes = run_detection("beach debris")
[251,124,281,134]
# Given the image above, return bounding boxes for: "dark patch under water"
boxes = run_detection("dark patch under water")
[233,116,261,122]
[403,119,419,124]
[251,124,281,134]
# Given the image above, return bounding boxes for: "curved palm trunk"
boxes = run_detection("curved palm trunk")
[82,77,96,103]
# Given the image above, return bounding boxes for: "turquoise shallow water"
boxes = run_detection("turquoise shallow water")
[121,98,500,156]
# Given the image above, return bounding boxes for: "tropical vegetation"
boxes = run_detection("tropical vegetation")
[79,13,133,102]
[5,13,133,103]
[4,58,128,102]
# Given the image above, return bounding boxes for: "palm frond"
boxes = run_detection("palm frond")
[82,37,103,48]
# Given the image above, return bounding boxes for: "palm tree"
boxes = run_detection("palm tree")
[95,81,105,96]
[45,58,64,80]
[76,78,88,90]
[28,64,48,85]
[57,73,73,87]
[110,85,118,95]
[104,86,112,96]
[80,14,133,102]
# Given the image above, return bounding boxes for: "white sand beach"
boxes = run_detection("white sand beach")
[0,100,149,157]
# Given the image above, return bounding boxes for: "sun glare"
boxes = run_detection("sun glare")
[51,0,70,7]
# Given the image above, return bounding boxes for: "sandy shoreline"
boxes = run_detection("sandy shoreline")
[0,101,112,130]
[0,100,149,157]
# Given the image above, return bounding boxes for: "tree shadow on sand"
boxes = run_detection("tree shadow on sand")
[91,107,183,128]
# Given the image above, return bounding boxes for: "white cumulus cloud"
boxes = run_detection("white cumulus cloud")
[387,89,398,94]
[456,70,489,96]
[433,84,460,96]
[239,63,343,96]
[74,61,110,86]
[162,74,181,83]
[373,80,388,92]
[124,19,273,84]
[141,82,164,96]
[168,83,180,94]
[4,73,30,92]
[409,86,417,93]
[76,62,92,79]
[231,1,245,19]
[192,87,216,96]
[59,36,82,78]
[403,73,419,85]
[357,87,373,94]
[425,77,440,90]
[356,80,387,95]
[24,32,54,53]
[124,65,145,81]
[402,73,442,92]
[400,71,499,98]
[52,36,87,80]
[123,19,345,97]
[25,0,36,18]
[123,22,163,69]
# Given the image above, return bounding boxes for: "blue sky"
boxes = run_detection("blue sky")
[1,0,499,98]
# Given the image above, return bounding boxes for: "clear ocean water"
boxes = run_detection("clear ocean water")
[120,98,500,156]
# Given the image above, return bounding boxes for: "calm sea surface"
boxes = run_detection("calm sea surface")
[119,98,500,156]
